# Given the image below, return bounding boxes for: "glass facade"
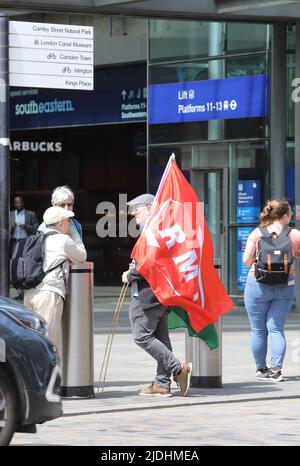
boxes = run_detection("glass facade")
[8,9,148,285]
[148,19,285,298]
[7,11,296,292]
[286,27,295,220]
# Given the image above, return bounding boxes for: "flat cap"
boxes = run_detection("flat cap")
[43,206,74,225]
[127,193,155,207]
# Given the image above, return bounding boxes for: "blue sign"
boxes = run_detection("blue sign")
[286,166,295,205]
[10,64,147,129]
[237,180,261,223]
[237,226,255,290]
[149,74,269,124]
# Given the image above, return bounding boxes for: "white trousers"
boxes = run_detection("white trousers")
[24,289,63,354]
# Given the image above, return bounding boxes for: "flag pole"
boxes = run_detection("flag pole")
[153,153,176,203]
[144,153,176,231]
[98,283,128,393]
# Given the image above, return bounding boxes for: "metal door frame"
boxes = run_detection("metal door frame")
[191,167,228,288]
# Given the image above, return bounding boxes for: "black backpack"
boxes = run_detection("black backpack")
[11,231,65,290]
[254,225,293,285]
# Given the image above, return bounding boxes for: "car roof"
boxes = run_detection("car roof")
[0,295,28,311]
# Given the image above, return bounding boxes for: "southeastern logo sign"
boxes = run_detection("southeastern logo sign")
[10,64,146,129]
[14,98,74,115]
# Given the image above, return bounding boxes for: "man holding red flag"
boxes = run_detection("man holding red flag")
[122,154,233,397]
[122,193,192,398]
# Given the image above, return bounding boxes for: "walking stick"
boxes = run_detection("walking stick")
[98,283,129,393]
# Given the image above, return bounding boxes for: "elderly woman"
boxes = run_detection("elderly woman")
[25,206,87,349]
[39,186,82,241]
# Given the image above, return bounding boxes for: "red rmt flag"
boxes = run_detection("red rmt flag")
[131,154,233,333]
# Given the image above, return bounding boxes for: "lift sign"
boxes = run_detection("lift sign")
[149,74,269,124]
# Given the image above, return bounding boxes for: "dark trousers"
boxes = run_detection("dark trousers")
[129,297,181,387]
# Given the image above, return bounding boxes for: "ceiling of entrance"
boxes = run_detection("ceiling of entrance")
[1,0,300,22]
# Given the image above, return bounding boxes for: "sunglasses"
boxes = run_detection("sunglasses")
[59,218,72,224]
[57,202,74,208]
[129,205,150,214]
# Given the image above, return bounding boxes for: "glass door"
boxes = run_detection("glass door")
[149,140,268,297]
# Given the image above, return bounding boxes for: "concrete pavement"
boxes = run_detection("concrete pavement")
[69,286,299,415]
[64,313,300,417]
[11,287,300,445]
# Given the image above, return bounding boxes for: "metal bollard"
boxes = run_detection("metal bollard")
[61,262,95,398]
[185,258,222,388]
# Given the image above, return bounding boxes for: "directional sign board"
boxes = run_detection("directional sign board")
[9,21,94,90]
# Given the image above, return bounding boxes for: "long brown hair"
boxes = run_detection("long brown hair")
[260,199,291,227]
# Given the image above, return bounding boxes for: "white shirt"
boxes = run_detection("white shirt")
[35,227,87,298]
[13,209,27,240]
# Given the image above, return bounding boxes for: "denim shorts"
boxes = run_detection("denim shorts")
[245,274,296,303]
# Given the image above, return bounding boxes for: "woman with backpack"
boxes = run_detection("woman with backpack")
[243,199,300,382]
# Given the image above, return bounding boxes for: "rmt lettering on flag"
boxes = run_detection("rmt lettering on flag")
[143,199,205,305]
[131,154,233,334]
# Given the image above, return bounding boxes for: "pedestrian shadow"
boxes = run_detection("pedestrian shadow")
[93,381,154,398]
[281,375,300,381]
[61,379,300,402]
[189,379,300,397]
[60,381,152,399]
[94,380,149,388]
[62,391,139,399]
